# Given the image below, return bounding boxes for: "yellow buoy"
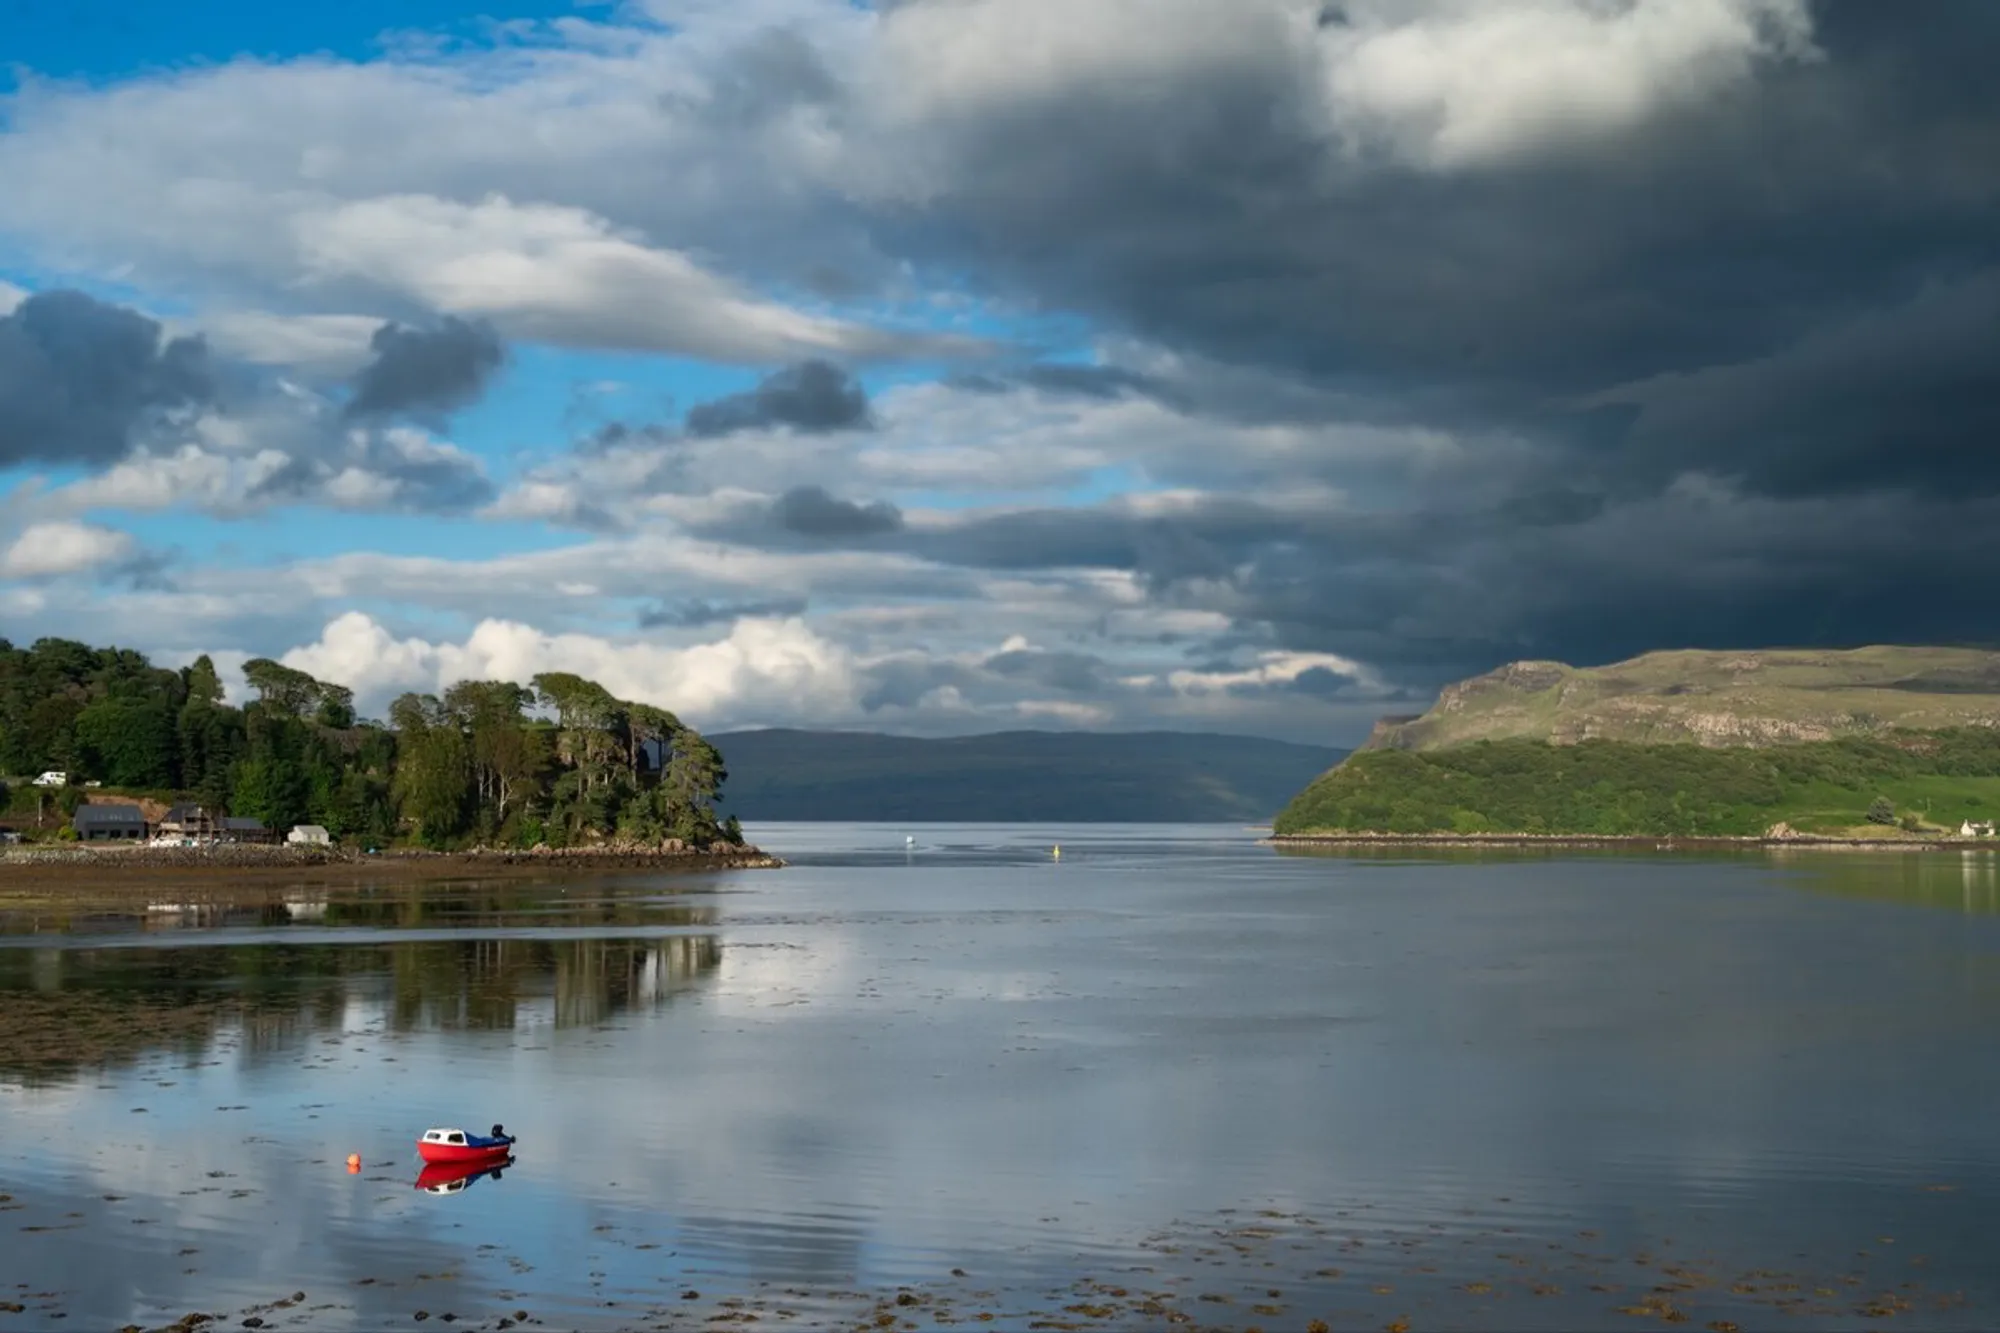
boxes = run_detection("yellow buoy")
[1052,844,1061,860]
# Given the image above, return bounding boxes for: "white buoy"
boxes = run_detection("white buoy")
[906,834,915,846]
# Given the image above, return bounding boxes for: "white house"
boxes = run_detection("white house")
[1960,820,1996,838]
[287,824,332,846]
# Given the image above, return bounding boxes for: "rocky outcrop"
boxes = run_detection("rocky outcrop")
[1352,645,2000,755]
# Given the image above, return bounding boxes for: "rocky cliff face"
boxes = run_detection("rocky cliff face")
[1361,646,2000,753]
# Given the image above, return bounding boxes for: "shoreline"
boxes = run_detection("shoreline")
[0,841,784,897]
[1267,831,2000,852]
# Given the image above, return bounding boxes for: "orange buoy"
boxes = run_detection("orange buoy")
[346,1153,362,1173]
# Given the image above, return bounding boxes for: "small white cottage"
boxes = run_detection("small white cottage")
[287,824,333,846]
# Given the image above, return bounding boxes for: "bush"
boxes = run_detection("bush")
[1899,812,1923,832]
[1866,796,1897,825]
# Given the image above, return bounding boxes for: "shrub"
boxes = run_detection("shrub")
[1866,796,1896,825]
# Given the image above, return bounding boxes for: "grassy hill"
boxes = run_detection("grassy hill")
[1363,646,2000,752]
[713,729,1347,823]
[1273,730,2000,838]
[1275,646,2000,839]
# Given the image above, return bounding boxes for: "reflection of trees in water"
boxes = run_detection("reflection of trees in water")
[387,933,722,1032]
[1777,848,2000,915]
[0,925,722,1084]
[0,880,719,936]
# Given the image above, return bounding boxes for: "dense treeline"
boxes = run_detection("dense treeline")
[1273,730,2000,837]
[0,637,738,848]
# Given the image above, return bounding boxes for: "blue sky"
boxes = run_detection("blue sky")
[0,1,1991,741]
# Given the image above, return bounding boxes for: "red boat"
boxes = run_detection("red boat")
[416,1124,516,1164]
[414,1156,513,1195]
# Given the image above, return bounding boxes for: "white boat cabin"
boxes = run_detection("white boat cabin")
[422,1127,472,1146]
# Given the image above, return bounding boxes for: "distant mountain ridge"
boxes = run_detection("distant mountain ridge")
[1360,646,2000,753]
[712,728,1347,823]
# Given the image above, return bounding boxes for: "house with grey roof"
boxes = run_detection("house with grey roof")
[72,804,147,841]
[218,816,276,844]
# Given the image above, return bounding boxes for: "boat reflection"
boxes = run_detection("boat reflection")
[414,1155,515,1195]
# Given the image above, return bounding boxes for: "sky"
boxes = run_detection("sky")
[0,0,1995,745]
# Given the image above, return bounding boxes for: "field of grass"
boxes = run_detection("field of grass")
[1274,729,2000,838]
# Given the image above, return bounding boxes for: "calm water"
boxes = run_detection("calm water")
[3,826,2000,1331]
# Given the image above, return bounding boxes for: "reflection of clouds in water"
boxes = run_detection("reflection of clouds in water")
[0,1139,504,1329]
[9,849,2000,1326]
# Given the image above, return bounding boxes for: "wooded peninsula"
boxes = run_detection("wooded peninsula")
[0,636,743,851]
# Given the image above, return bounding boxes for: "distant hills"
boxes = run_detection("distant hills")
[713,729,1347,823]
[1276,646,2000,839]
[1360,646,2000,752]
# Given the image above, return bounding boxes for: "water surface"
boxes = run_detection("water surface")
[3,825,1998,1330]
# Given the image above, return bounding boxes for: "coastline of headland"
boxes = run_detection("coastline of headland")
[1266,831,2000,853]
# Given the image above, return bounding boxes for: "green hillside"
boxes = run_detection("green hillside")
[1274,730,2000,839]
[1363,646,2000,752]
[714,729,1346,823]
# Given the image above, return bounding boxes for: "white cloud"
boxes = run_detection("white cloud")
[0,279,25,314]
[292,193,938,362]
[0,521,137,579]
[1316,0,1818,169]
[50,446,295,516]
[1146,650,1389,698]
[198,310,382,374]
[279,610,861,725]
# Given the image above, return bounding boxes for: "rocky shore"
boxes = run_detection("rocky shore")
[0,838,784,897]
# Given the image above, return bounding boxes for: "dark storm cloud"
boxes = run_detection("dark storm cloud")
[949,363,1173,403]
[771,485,903,538]
[639,595,810,629]
[824,6,2000,677]
[686,360,872,437]
[981,646,1105,694]
[0,289,213,467]
[345,316,504,420]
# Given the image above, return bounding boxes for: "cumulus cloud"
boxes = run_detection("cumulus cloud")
[279,610,863,725]
[0,520,138,579]
[772,485,903,538]
[0,289,213,467]
[345,315,505,420]
[292,193,959,362]
[685,360,872,437]
[1315,0,1818,169]
[198,310,381,375]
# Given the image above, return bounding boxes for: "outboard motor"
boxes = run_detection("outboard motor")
[491,1123,507,1140]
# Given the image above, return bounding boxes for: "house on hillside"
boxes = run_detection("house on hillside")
[157,803,219,840]
[218,816,276,845]
[287,824,332,846]
[72,804,147,841]
[1961,820,1997,838]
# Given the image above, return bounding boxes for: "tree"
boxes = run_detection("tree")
[241,659,322,717]
[390,693,472,846]
[183,654,225,707]
[73,697,177,788]
[1867,795,1896,825]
